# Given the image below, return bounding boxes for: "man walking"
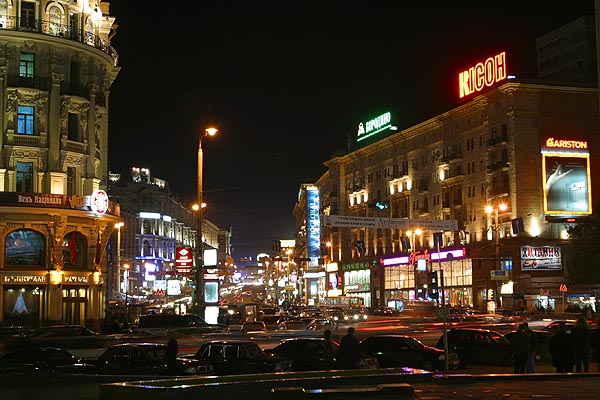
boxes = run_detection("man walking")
[549,321,574,373]
[339,327,361,369]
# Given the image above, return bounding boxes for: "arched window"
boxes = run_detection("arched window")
[48,5,62,36]
[62,231,86,269]
[5,229,45,266]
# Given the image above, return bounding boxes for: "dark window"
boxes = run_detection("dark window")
[16,162,33,192]
[67,166,76,195]
[20,1,35,29]
[67,113,79,141]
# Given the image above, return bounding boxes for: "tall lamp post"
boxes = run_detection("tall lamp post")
[122,263,130,325]
[114,222,124,301]
[193,126,218,318]
[486,203,507,309]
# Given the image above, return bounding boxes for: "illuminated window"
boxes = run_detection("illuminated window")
[17,106,34,134]
[5,229,45,266]
[19,53,34,83]
[62,231,86,269]
[48,5,62,35]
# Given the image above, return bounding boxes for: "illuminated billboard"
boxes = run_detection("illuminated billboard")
[357,111,392,142]
[521,245,562,271]
[307,186,320,267]
[542,138,591,215]
[459,52,507,98]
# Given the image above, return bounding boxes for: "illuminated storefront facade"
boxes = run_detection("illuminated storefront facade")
[0,2,119,329]
[317,75,599,311]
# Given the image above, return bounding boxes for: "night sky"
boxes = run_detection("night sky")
[107,2,596,261]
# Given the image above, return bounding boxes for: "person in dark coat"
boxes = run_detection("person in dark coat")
[323,329,335,370]
[523,321,537,373]
[509,323,531,374]
[166,336,179,374]
[339,327,361,369]
[571,315,591,372]
[549,321,574,373]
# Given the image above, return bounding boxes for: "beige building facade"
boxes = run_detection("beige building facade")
[0,1,119,330]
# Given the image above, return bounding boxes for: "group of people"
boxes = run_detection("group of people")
[509,316,592,374]
[548,316,592,373]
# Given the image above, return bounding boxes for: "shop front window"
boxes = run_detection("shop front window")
[5,229,45,266]
[4,286,42,326]
[62,231,86,269]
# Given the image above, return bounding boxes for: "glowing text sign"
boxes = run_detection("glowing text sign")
[459,52,507,98]
[545,138,588,150]
[357,111,392,142]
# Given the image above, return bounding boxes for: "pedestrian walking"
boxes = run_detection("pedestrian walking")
[571,315,591,372]
[523,321,537,373]
[339,326,361,369]
[509,323,531,374]
[549,321,574,373]
[323,329,335,370]
[166,335,179,374]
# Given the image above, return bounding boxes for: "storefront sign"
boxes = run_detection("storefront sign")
[63,276,90,283]
[176,247,193,271]
[491,270,509,280]
[3,275,47,283]
[459,51,507,98]
[545,138,588,150]
[323,215,458,231]
[382,246,467,266]
[521,245,562,270]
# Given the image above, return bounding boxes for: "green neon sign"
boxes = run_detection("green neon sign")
[357,111,392,142]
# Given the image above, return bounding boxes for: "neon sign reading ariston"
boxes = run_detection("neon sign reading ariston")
[459,52,507,98]
[545,138,588,149]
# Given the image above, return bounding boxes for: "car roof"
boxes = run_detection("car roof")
[203,339,259,345]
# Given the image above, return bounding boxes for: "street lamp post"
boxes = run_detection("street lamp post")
[114,222,124,301]
[122,263,130,325]
[193,127,218,318]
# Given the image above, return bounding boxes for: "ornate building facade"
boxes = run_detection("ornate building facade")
[0,1,119,330]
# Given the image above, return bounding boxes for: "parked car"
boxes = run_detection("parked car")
[28,324,97,337]
[0,346,100,377]
[435,328,513,367]
[239,321,267,333]
[192,340,292,375]
[369,306,396,316]
[360,334,460,371]
[260,315,283,330]
[504,329,553,363]
[265,337,378,371]
[135,313,228,335]
[277,319,309,331]
[307,318,338,331]
[92,342,213,376]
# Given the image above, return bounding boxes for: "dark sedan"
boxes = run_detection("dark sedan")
[193,339,292,375]
[0,346,100,378]
[436,328,513,367]
[93,342,213,376]
[265,337,379,371]
[359,334,460,371]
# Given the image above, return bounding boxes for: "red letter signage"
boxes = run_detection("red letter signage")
[459,52,507,98]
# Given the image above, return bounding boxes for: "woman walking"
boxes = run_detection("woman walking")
[571,315,591,372]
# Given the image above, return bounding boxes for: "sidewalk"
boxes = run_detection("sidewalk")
[412,372,600,399]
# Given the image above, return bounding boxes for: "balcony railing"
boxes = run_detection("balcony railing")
[0,15,118,66]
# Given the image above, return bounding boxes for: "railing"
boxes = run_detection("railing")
[0,15,118,66]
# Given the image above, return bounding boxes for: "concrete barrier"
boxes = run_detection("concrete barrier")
[99,368,430,400]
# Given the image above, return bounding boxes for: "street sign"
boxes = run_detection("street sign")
[559,284,568,293]
[436,307,450,320]
[491,270,509,280]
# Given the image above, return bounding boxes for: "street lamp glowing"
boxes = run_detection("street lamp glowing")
[205,127,218,136]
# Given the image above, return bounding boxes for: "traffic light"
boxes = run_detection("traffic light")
[427,271,439,299]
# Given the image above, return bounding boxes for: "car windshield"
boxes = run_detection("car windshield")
[242,344,264,358]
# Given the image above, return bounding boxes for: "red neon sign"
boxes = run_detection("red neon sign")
[459,51,507,98]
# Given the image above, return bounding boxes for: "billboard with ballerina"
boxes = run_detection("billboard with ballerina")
[542,140,592,215]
